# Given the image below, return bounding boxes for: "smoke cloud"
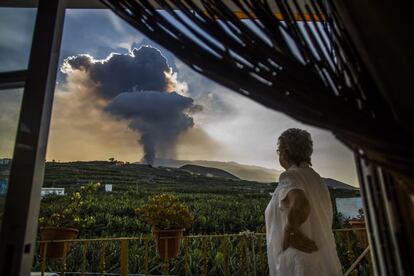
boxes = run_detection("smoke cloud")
[61,46,202,164]
[62,46,172,99]
[48,70,140,161]
[106,90,200,164]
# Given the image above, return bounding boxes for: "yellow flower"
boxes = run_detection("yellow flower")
[135,193,193,230]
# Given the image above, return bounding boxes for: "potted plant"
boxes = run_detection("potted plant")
[135,193,194,260]
[38,183,99,259]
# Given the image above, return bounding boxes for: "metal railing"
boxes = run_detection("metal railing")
[34,229,371,276]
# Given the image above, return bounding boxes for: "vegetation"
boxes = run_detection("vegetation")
[39,183,99,228]
[40,161,275,237]
[33,161,370,275]
[136,193,194,230]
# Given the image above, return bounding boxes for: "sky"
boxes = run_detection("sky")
[0,9,358,186]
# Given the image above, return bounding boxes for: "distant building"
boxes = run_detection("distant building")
[105,184,113,192]
[41,187,65,197]
[0,158,11,165]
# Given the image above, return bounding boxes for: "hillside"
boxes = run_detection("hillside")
[40,161,276,237]
[43,161,268,191]
[154,158,280,183]
[180,164,240,180]
[6,160,357,192]
[42,161,357,196]
[323,178,359,190]
[37,161,358,238]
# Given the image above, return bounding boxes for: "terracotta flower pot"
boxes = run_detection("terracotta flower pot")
[348,219,368,248]
[152,228,185,260]
[40,227,79,259]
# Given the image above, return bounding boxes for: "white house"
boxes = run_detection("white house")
[105,184,112,192]
[41,187,65,197]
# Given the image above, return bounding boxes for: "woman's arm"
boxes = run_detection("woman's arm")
[282,189,318,253]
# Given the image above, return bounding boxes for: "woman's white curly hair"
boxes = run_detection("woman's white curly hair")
[277,128,313,166]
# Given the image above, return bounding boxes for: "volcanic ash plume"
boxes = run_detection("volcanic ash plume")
[106,90,201,164]
[61,46,202,164]
[61,46,172,99]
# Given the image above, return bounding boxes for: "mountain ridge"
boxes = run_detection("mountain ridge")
[180,164,240,180]
[323,178,358,190]
[154,158,281,183]
[153,159,358,189]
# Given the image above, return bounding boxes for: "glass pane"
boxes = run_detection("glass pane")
[0,8,37,72]
[0,88,24,229]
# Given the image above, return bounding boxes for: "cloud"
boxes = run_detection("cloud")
[173,60,358,186]
[174,60,237,123]
[175,126,228,161]
[47,70,140,162]
[59,10,145,59]
[61,46,173,99]
[56,46,207,164]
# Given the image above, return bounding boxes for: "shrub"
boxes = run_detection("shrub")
[38,183,100,228]
[135,193,194,230]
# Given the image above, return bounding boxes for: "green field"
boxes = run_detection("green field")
[41,161,276,237]
[33,161,370,275]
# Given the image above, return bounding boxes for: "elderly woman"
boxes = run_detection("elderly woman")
[265,128,342,276]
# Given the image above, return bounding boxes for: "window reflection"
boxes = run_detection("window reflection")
[0,88,23,228]
[0,8,37,72]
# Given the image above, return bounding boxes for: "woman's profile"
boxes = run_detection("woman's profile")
[265,128,342,276]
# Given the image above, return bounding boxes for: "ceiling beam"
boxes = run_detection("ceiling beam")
[0,0,312,15]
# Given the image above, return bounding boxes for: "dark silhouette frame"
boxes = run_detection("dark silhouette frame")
[0,0,412,275]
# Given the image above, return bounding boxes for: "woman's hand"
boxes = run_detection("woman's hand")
[282,228,318,253]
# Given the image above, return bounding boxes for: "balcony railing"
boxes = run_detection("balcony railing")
[33,229,371,276]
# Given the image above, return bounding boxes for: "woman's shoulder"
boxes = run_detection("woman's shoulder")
[277,168,308,192]
[278,170,299,188]
[278,168,301,182]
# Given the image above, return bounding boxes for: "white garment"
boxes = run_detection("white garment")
[265,164,342,276]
